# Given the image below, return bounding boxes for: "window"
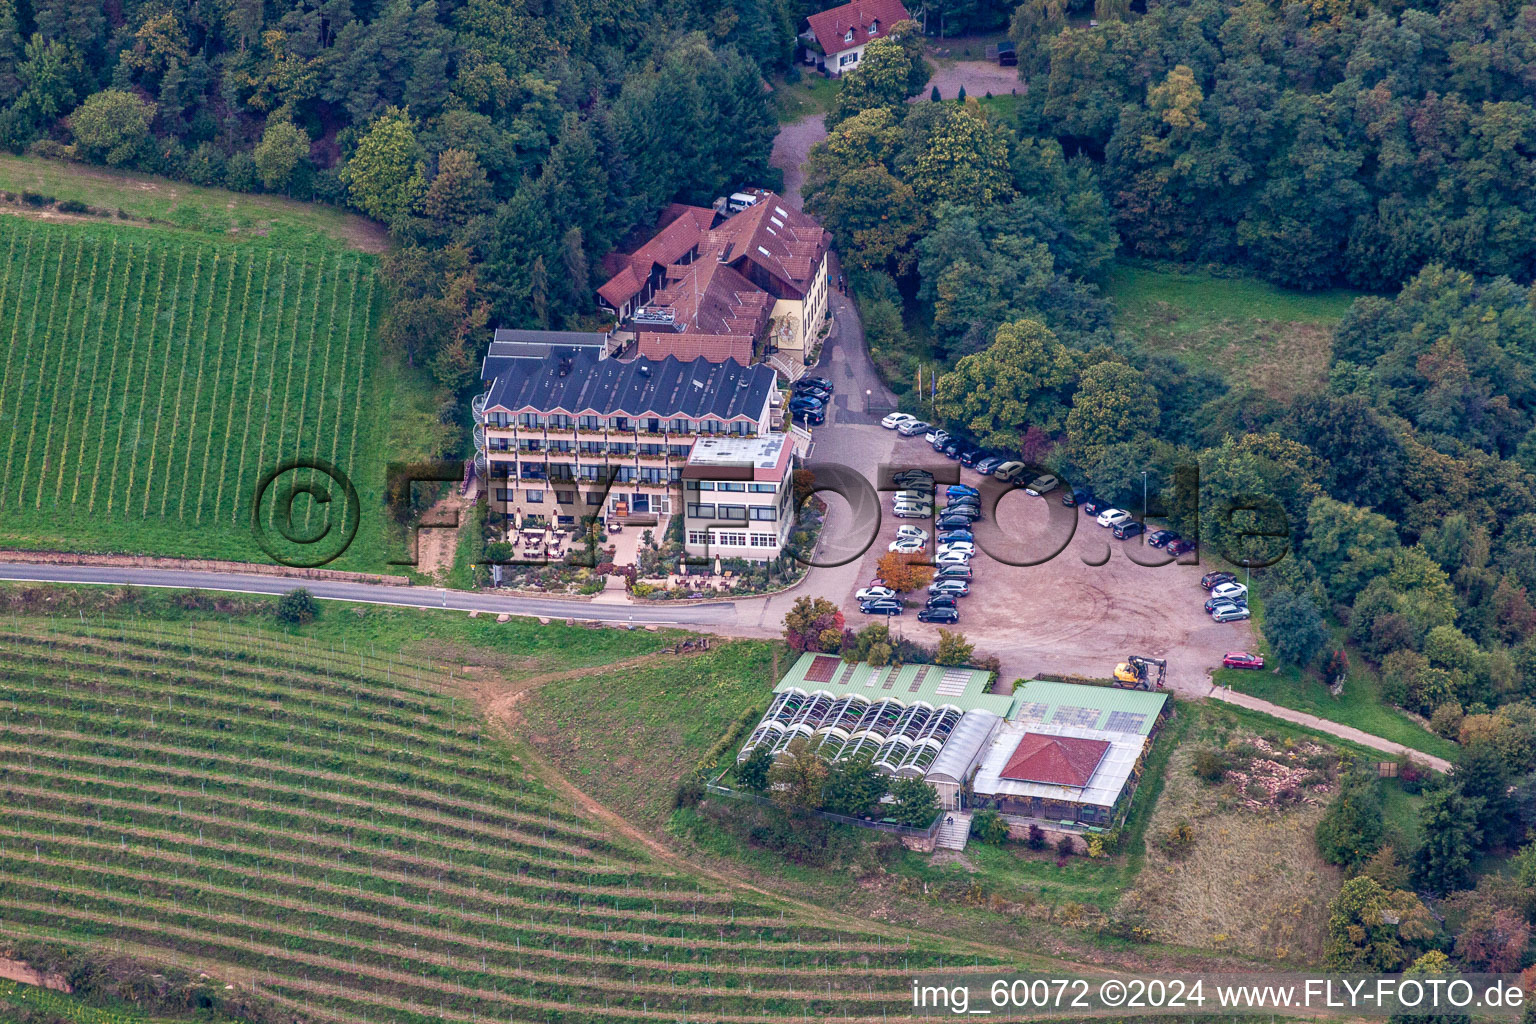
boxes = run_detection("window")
[639,443,665,456]
[609,442,634,456]
[697,481,715,490]
[609,416,629,430]
[586,493,604,505]
[639,469,666,485]
[751,507,777,521]
[668,467,683,482]
[526,489,544,503]
[579,465,603,481]
[669,444,690,457]
[578,415,600,430]
[558,515,575,525]
[718,481,746,492]
[555,490,575,504]
[844,28,853,42]
[579,441,603,454]
[719,505,747,521]
[868,19,878,34]
[670,419,688,432]
[751,533,778,548]
[549,414,571,429]
[687,503,716,518]
[547,463,575,481]
[548,440,574,453]
[720,532,748,546]
[731,421,750,435]
[494,488,512,503]
[645,417,661,432]
[518,439,542,452]
[487,412,509,428]
[488,438,510,451]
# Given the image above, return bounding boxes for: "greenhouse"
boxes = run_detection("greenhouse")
[872,735,914,773]
[769,722,816,756]
[764,688,806,724]
[891,701,933,740]
[825,694,870,732]
[895,737,943,778]
[789,690,836,730]
[738,720,786,761]
[924,709,1003,810]
[916,706,963,745]
[815,727,851,760]
[856,698,906,736]
[840,730,885,762]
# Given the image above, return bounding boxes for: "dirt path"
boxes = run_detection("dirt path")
[413,492,469,579]
[770,114,828,211]
[1211,687,1452,771]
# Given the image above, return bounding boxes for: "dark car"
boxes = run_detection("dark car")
[946,484,979,499]
[1063,487,1092,507]
[917,606,960,624]
[859,599,905,616]
[799,375,833,391]
[1147,529,1180,548]
[1081,498,1105,516]
[792,383,831,402]
[934,564,973,581]
[894,470,935,489]
[938,529,973,544]
[958,447,986,466]
[935,517,976,532]
[788,396,824,425]
[1113,521,1146,540]
[925,594,959,610]
[1206,594,1248,614]
[1201,571,1236,590]
[1223,651,1265,670]
[974,455,1005,475]
[941,438,965,459]
[1167,538,1197,557]
[941,506,980,521]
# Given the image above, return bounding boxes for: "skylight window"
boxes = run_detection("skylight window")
[757,245,771,257]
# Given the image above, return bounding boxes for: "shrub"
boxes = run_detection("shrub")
[69,90,156,167]
[971,809,1009,844]
[1191,747,1230,782]
[274,589,318,625]
[55,198,89,213]
[1026,823,1046,850]
[1429,701,1464,738]
[1055,834,1075,857]
[935,628,974,666]
[20,191,51,206]
[1086,836,1106,858]
[224,151,260,193]
[1159,820,1197,858]
[673,777,705,808]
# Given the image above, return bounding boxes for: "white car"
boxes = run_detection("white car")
[924,429,948,445]
[856,586,897,602]
[993,461,1026,482]
[881,413,917,430]
[934,549,972,566]
[889,537,926,553]
[1096,508,1132,528]
[1211,581,1249,603]
[894,489,932,503]
[893,503,933,519]
[937,541,976,558]
[895,526,929,542]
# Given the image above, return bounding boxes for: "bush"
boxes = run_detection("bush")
[55,198,89,213]
[224,151,260,193]
[20,191,51,206]
[69,90,156,167]
[1026,823,1046,849]
[274,588,318,625]
[1191,747,1230,782]
[673,777,705,808]
[1055,834,1075,857]
[971,809,1009,844]
[1158,820,1197,858]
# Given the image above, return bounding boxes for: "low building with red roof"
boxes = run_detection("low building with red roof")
[802,0,911,75]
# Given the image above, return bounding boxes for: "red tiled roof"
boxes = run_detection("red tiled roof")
[647,257,773,340]
[635,332,752,365]
[596,265,641,306]
[710,193,830,297]
[999,733,1110,789]
[597,204,718,308]
[806,0,910,54]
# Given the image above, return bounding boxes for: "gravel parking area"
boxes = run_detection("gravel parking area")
[835,433,1253,695]
[916,60,1024,102]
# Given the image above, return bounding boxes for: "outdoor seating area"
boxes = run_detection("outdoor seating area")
[508,524,571,561]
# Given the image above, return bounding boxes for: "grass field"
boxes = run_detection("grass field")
[1106,262,1362,398]
[0,605,993,1024]
[0,154,385,254]
[769,74,841,123]
[0,214,397,569]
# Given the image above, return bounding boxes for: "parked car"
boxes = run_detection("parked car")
[1064,487,1092,507]
[897,420,932,437]
[894,470,934,488]
[934,550,972,566]
[934,564,973,581]
[889,537,925,554]
[788,396,824,424]
[799,375,833,391]
[1201,571,1237,590]
[1223,651,1265,670]
[1167,538,1197,557]
[1212,604,1251,623]
[860,598,905,616]
[1096,508,1132,529]
[941,507,979,523]
[881,412,917,430]
[937,529,973,544]
[1207,599,1242,618]
[928,579,971,597]
[894,489,932,503]
[959,447,986,466]
[895,525,928,542]
[1147,529,1180,548]
[1211,581,1248,603]
[1081,498,1105,516]
[941,438,965,458]
[974,455,1005,475]
[893,503,933,519]
[792,383,831,402]
[1113,521,1146,540]
[927,429,950,448]
[993,461,1027,483]
[946,484,979,498]
[936,515,976,531]
[938,539,975,554]
[917,606,960,624]
[1024,474,1059,497]
[856,586,896,602]
[925,594,958,610]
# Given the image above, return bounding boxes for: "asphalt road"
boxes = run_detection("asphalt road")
[0,562,740,627]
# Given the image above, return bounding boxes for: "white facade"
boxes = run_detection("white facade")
[682,435,796,562]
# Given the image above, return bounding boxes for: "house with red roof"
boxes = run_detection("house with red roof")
[596,193,831,371]
[802,0,911,75]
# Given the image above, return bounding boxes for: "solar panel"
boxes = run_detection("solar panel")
[1052,705,1101,728]
[804,656,838,683]
[907,667,929,693]
[935,669,970,696]
[880,667,898,690]
[1013,701,1050,723]
[1103,711,1148,734]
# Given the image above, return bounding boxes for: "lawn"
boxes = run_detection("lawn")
[0,213,417,571]
[0,599,977,1024]
[0,154,384,254]
[1106,260,1362,398]
[770,73,841,123]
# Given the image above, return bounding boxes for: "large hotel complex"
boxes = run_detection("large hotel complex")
[472,190,826,563]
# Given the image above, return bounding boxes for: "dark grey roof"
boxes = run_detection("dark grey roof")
[485,351,777,421]
[482,330,611,381]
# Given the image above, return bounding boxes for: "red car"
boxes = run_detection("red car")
[1167,538,1197,557]
[1223,651,1264,670]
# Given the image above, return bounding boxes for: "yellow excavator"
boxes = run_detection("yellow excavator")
[1113,655,1167,690]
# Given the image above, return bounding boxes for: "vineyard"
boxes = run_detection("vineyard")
[0,215,387,568]
[0,613,1002,1023]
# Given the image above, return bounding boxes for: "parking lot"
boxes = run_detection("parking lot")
[826,425,1254,696]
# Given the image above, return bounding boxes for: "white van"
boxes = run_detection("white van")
[727,192,760,213]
